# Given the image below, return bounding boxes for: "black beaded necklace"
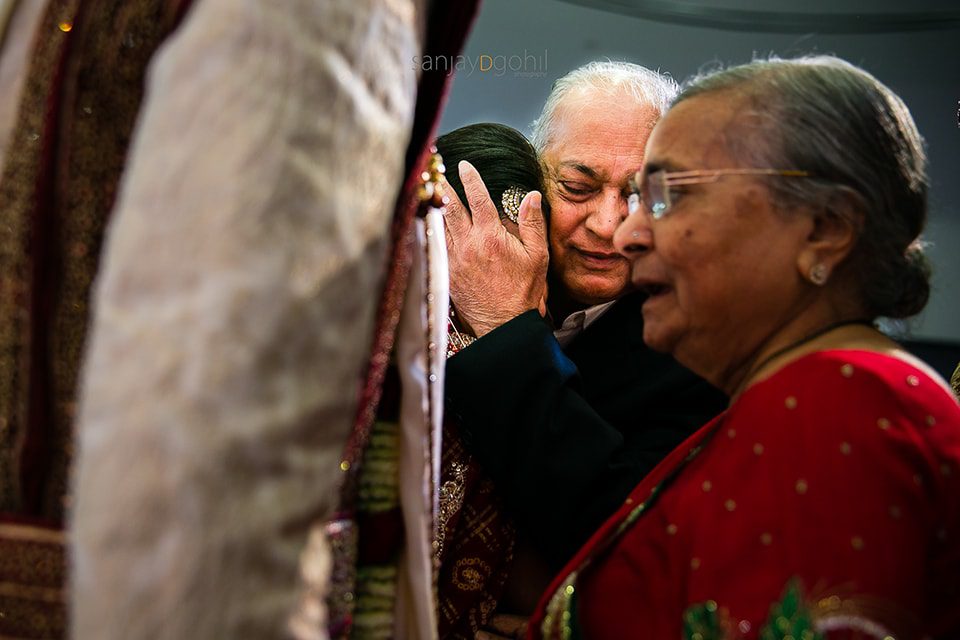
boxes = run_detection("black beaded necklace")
[733,318,876,397]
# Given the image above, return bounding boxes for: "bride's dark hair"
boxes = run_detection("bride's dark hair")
[436,123,549,224]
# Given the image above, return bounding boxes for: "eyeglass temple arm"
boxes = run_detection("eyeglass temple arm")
[663,168,811,186]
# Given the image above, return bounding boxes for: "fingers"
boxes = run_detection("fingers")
[442,178,471,241]
[517,191,548,260]
[459,160,501,230]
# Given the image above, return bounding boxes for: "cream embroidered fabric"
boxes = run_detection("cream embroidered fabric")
[70,0,426,637]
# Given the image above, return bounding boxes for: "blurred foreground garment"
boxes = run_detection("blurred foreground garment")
[0,1,194,636]
[0,0,478,636]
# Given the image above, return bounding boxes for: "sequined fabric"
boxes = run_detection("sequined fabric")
[683,578,916,639]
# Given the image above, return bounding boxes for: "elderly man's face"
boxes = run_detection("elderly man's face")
[541,90,660,307]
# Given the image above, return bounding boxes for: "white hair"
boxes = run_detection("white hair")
[530,61,679,153]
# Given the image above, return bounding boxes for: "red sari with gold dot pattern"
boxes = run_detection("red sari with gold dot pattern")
[531,350,960,640]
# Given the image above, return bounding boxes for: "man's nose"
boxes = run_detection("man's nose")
[584,189,627,239]
[613,206,653,258]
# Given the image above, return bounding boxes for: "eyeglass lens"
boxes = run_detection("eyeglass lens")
[646,171,668,218]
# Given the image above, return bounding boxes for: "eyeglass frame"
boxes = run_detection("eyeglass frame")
[627,168,813,220]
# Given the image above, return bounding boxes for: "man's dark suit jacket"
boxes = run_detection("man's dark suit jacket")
[445,291,728,568]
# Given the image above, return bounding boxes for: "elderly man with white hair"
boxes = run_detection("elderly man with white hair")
[442,61,727,613]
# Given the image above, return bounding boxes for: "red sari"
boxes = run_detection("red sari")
[531,350,960,639]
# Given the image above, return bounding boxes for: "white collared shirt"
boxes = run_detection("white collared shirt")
[553,300,617,347]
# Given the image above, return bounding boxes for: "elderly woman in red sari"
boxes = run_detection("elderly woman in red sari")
[530,56,960,639]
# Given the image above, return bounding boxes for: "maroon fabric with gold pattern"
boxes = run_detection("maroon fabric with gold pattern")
[0,520,66,638]
[437,420,516,640]
[0,1,194,636]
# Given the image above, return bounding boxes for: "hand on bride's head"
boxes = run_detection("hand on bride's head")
[443,160,548,337]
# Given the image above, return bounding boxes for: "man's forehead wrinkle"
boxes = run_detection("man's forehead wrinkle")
[552,94,656,138]
[559,85,615,121]
[555,137,647,175]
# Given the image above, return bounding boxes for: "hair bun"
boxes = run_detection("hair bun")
[882,242,931,319]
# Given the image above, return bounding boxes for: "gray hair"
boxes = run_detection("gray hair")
[675,55,930,320]
[530,61,679,153]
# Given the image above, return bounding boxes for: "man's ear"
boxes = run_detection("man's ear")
[797,186,865,284]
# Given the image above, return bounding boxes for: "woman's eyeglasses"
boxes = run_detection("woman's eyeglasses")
[628,169,812,220]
